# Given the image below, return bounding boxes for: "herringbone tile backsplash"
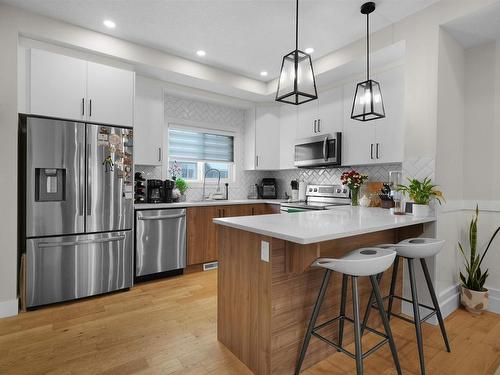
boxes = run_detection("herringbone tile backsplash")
[135,94,433,200]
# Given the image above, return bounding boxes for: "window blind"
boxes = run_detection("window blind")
[168,128,234,162]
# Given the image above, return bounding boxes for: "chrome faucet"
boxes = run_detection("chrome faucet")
[202,168,221,200]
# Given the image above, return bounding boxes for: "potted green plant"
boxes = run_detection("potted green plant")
[174,177,189,202]
[458,205,500,315]
[396,177,444,217]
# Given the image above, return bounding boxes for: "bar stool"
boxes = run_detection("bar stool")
[295,247,402,375]
[362,238,451,375]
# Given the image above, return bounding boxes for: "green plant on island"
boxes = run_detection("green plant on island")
[396,177,444,205]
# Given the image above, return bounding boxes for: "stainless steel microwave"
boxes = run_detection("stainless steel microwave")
[294,133,342,168]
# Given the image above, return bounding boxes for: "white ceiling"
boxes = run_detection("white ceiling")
[3,0,437,81]
[443,2,500,48]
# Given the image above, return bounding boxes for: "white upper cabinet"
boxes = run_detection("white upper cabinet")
[296,99,318,139]
[134,77,164,165]
[255,106,280,170]
[279,104,297,170]
[30,49,87,121]
[342,65,405,166]
[372,66,405,164]
[87,62,135,127]
[28,48,135,127]
[244,106,280,170]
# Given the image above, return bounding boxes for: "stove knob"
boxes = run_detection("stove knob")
[343,189,348,194]
[308,188,313,192]
[336,188,341,193]
[313,188,318,192]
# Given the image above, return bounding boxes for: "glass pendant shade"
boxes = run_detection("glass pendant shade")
[351,79,385,121]
[351,2,386,122]
[276,50,318,105]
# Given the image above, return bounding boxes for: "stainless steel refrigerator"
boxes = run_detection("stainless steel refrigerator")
[19,115,134,308]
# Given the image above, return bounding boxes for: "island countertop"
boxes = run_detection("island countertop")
[213,206,436,244]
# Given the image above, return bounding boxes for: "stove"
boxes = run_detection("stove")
[280,184,351,212]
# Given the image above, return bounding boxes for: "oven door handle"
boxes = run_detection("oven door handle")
[323,136,328,161]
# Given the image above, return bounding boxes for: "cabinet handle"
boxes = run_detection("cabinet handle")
[317,119,321,133]
[370,144,374,159]
[376,143,380,159]
[81,98,85,116]
[89,99,92,117]
[158,148,162,162]
[251,207,255,215]
[313,120,317,133]
[255,155,259,167]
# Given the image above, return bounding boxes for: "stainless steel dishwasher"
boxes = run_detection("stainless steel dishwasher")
[135,208,186,278]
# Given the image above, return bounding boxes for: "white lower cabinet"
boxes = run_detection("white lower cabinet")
[134,77,164,165]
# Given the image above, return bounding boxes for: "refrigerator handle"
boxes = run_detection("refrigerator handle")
[78,143,84,216]
[86,143,92,216]
[38,235,126,248]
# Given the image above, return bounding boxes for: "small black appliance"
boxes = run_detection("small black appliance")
[163,179,175,203]
[259,178,278,199]
[147,179,164,203]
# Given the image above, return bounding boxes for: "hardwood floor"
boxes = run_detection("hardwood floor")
[0,270,499,375]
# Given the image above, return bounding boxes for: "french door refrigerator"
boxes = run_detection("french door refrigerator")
[19,115,134,308]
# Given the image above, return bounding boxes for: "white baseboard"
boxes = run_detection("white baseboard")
[0,298,19,318]
[485,286,500,314]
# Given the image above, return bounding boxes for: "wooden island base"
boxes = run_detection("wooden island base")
[217,224,424,375]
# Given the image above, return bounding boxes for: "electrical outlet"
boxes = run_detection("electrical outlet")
[261,241,270,262]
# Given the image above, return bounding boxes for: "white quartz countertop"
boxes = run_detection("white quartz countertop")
[134,199,284,210]
[213,206,436,245]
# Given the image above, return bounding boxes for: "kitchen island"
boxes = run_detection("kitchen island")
[213,207,436,375]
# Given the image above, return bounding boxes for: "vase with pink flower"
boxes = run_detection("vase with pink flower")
[340,170,368,206]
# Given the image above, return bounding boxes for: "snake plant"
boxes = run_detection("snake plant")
[458,205,500,291]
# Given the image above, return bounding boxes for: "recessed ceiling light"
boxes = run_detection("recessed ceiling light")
[305,47,314,54]
[103,19,116,29]
[260,71,268,77]
[196,50,206,57]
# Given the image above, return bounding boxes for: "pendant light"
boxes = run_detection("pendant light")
[351,2,385,121]
[276,0,318,105]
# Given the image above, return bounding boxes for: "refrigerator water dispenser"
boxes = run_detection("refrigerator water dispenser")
[35,168,66,201]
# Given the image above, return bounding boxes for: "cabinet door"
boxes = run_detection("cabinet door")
[134,77,164,165]
[318,87,343,135]
[342,82,376,166]
[87,62,134,126]
[279,104,297,170]
[255,106,280,170]
[296,99,319,139]
[30,49,87,121]
[374,66,405,163]
[251,204,279,215]
[223,204,252,217]
[187,206,220,265]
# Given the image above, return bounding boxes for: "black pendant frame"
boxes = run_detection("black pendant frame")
[351,1,386,122]
[275,0,318,105]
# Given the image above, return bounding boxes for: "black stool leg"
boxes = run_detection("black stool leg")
[361,272,383,335]
[420,258,451,352]
[295,270,332,375]
[408,258,426,375]
[337,274,348,350]
[352,276,363,375]
[387,255,400,321]
[370,275,403,375]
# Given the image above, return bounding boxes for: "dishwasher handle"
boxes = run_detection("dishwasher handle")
[138,213,186,221]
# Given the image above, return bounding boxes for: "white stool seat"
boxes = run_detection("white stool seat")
[312,247,396,277]
[395,238,445,259]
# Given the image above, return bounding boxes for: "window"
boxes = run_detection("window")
[167,127,235,183]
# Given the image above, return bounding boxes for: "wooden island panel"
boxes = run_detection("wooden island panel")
[217,224,424,375]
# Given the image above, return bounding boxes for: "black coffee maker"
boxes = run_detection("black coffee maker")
[147,179,163,203]
[163,179,175,203]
